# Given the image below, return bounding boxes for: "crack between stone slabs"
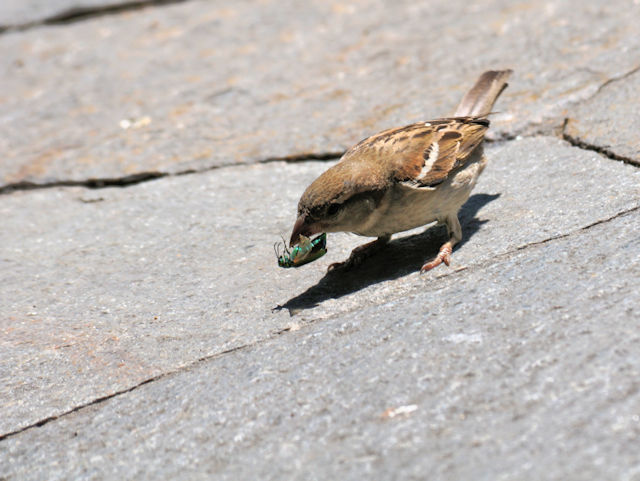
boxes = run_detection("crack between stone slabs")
[0,130,588,197]
[0,340,272,443]
[423,204,640,291]
[559,64,640,167]
[562,118,639,167]
[0,0,190,34]
[2,133,569,196]
[590,64,640,99]
[0,152,345,196]
[281,203,640,324]
[560,64,640,109]
[2,204,637,443]
[485,64,640,145]
[0,171,168,195]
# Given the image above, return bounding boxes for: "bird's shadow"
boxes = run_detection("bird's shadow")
[274,193,500,315]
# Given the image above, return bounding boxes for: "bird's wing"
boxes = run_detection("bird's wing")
[336,116,489,197]
[380,117,490,188]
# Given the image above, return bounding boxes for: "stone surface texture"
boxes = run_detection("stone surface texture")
[2,0,640,188]
[2,0,640,479]
[565,67,640,165]
[3,137,638,435]
[3,210,639,480]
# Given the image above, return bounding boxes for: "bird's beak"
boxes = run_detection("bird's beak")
[289,214,318,247]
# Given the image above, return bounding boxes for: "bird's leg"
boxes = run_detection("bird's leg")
[421,214,462,273]
[328,234,391,272]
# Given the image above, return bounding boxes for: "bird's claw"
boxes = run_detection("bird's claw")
[327,261,344,272]
[420,244,453,273]
[327,236,390,273]
[327,255,362,272]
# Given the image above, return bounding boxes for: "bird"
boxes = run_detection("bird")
[288,69,512,273]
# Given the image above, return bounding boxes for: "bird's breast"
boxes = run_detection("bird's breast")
[353,156,487,237]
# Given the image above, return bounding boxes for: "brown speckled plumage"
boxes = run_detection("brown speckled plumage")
[289,69,513,272]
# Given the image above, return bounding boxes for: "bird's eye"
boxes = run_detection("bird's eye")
[327,204,340,217]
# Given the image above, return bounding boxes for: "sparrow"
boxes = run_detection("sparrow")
[289,69,512,273]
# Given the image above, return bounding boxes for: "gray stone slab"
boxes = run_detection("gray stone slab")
[2,208,639,480]
[0,0,144,28]
[2,0,640,188]
[1,136,639,436]
[565,68,640,165]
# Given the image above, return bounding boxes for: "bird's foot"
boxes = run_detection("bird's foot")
[327,236,390,272]
[327,257,362,272]
[420,243,453,273]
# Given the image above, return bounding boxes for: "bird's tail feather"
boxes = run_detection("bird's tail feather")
[454,69,512,117]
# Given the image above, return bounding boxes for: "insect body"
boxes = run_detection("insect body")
[276,233,327,268]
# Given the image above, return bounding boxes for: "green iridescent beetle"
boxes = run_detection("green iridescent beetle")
[275,232,327,268]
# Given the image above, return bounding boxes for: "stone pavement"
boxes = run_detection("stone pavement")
[1,1,639,479]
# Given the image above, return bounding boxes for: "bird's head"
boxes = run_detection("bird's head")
[288,161,386,247]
